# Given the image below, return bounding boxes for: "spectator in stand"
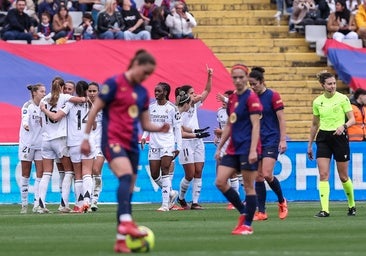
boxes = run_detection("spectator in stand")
[88,0,106,26]
[355,0,366,46]
[327,0,336,12]
[139,0,157,26]
[76,12,96,39]
[37,0,61,23]
[327,0,358,41]
[274,0,294,18]
[0,0,12,11]
[150,6,171,39]
[347,0,361,14]
[37,12,55,44]
[97,0,124,39]
[52,5,73,41]
[2,0,34,44]
[348,88,366,141]
[12,0,39,26]
[165,1,196,39]
[120,0,151,40]
[291,0,327,33]
[161,0,187,14]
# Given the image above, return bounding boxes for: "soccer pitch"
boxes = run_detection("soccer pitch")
[0,202,364,256]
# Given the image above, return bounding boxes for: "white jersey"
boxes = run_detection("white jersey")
[27,103,43,150]
[40,93,73,141]
[217,107,228,130]
[143,101,182,149]
[181,101,201,141]
[19,100,33,146]
[65,101,90,147]
[91,110,103,148]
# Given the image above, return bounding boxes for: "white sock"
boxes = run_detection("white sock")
[74,179,83,207]
[161,175,171,208]
[61,171,73,208]
[38,172,52,208]
[192,178,202,204]
[230,177,240,195]
[83,174,93,205]
[154,175,163,189]
[20,176,30,206]
[119,214,132,222]
[33,177,41,207]
[92,175,102,203]
[59,171,65,191]
[237,174,243,187]
[179,177,190,200]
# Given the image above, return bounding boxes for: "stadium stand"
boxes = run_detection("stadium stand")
[189,0,348,141]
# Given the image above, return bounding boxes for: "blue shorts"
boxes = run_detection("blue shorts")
[220,154,258,173]
[261,146,279,160]
[103,143,139,174]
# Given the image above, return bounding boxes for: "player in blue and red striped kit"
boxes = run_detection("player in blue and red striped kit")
[215,64,263,235]
[249,66,288,221]
[81,49,169,253]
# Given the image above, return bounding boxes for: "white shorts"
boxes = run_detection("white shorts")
[178,139,205,165]
[41,137,68,159]
[148,146,175,160]
[95,145,104,158]
[69,145,95,163]
[18,144,42,161]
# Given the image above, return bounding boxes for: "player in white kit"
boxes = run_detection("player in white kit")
[141,82,182,211]
[37,77,88,213]
[175,66,213,210]
[19,84,46,213]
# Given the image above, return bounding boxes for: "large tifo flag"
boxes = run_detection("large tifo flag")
[323,39,366,91]
[0,40,232,143]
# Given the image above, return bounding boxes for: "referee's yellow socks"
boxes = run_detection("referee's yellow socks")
[342,178,355,208]
[319,181,330,213]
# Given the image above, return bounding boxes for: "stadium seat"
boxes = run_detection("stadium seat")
[69,11,83,29]
[32,40,54,45]
[305,25,327,49]
[316,38,327,57]
[5,40,28,44]
[342,38,363,48]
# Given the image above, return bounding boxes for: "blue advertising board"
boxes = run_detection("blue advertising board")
[0,142,365,204]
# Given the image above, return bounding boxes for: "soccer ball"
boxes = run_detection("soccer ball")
[125,226,155,253]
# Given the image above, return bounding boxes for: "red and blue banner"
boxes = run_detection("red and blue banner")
[0,40,232,143]
[323,39,366,91]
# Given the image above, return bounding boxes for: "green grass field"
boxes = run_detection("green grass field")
[0,202,364,256]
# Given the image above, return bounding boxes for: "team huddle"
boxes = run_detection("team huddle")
[19,79,104,214]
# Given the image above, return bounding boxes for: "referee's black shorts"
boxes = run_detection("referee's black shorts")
[315,130,350,162]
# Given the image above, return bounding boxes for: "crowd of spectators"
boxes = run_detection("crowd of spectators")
[0,0,197,43]
[273,0,366,46]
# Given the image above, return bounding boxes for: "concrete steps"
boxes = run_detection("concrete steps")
[187,0,335,140]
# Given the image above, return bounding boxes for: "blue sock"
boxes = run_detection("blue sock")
[116,174,132,223]
[244,195,257,226]
[255,181,266,213]
[268,177,284,203]
[223,187,245,214]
